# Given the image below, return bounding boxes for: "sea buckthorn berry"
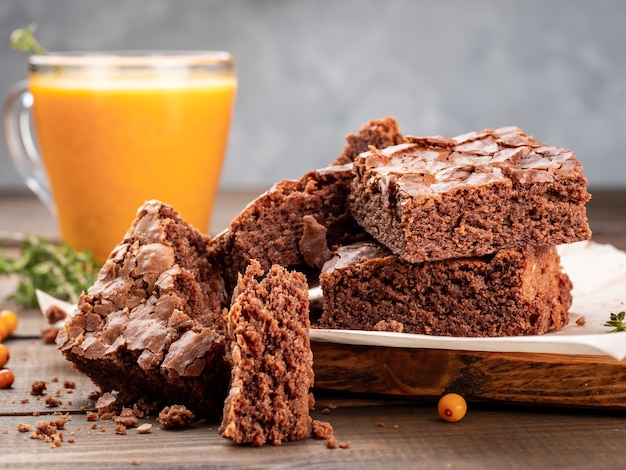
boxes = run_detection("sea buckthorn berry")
[0,344,9,368]
[0,369,15,389]
[437,393,467,422]
[0,310,18,336]
[0,322,9,342]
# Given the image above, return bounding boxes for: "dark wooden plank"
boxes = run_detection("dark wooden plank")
[312,342,626,408]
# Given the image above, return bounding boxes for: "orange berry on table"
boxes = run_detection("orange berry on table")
[0,369,15,389]
[0,344,9,368]
[0,310,18,336]
[437,393,468,422]
[0,322,9,342]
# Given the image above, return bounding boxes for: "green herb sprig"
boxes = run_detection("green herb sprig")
[10,24,47,55]
[0,236,100,308]
[603,311,626,333]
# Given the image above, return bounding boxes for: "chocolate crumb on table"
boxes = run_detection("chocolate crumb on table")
[219,261,314,446]
[30,380,47,396]
[44,395,62,408]
[158,405,195,429]
[136,423,152,434]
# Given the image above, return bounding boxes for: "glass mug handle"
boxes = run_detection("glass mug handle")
[2,80,55,215]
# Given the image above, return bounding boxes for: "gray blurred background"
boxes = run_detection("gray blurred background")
[1,0,625,193]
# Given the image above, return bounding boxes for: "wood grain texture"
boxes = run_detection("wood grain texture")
[312,342,626,408]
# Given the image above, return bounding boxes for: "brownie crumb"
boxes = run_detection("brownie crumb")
[339,441,351,449]
[115,424,127,435]
[63,380,76,389]
[136,423,152,434]
[85,412,99,422]
[326,435,338,449]
[311,419,334,440]
[41,326,60,344]
[373,319,404,333]
[299,215,332,268]
[29,418,67,446]
[30,381,47,396]
[114,408,139,428]
[45,305,68,324]
[17,422,33,433]
[158,405,195,429]
[96,392,119,415]
[44,395,62,408]
[576,316,586,326]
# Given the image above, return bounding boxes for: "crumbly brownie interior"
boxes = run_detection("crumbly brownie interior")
[220,260,314,446]
[333,116,405,165]
[349,127,591,263]
[318,241,572,337]
[56,200,231,416]
[220,164,366,291]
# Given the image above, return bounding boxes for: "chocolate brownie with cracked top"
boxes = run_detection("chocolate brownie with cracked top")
[56,200,231,416]
[219,260,314,446]
[317,240,572,337]
[349,126,591,263]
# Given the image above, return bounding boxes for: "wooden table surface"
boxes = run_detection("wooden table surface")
[1,189,626,470]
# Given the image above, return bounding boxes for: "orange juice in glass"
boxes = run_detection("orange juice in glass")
[3,51,236,262]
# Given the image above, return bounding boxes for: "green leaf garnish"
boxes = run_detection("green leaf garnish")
[10,24,47,55]
[0,236,100,308]
[603,311,626,333]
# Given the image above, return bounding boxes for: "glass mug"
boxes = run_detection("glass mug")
[3,51,236,263]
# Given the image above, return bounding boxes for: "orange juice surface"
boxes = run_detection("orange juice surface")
[29,71,236,262]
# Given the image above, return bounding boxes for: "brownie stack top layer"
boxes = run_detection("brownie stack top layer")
[364,127,583,195]
[350,126,591,263]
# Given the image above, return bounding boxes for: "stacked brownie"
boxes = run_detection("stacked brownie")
[318,126,591,337]
[55,118,592,445]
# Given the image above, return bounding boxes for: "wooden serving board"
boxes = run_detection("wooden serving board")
[311,341,626,409]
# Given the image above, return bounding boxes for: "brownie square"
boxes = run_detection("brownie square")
[318,240,572,337]
[349,126,591,263]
